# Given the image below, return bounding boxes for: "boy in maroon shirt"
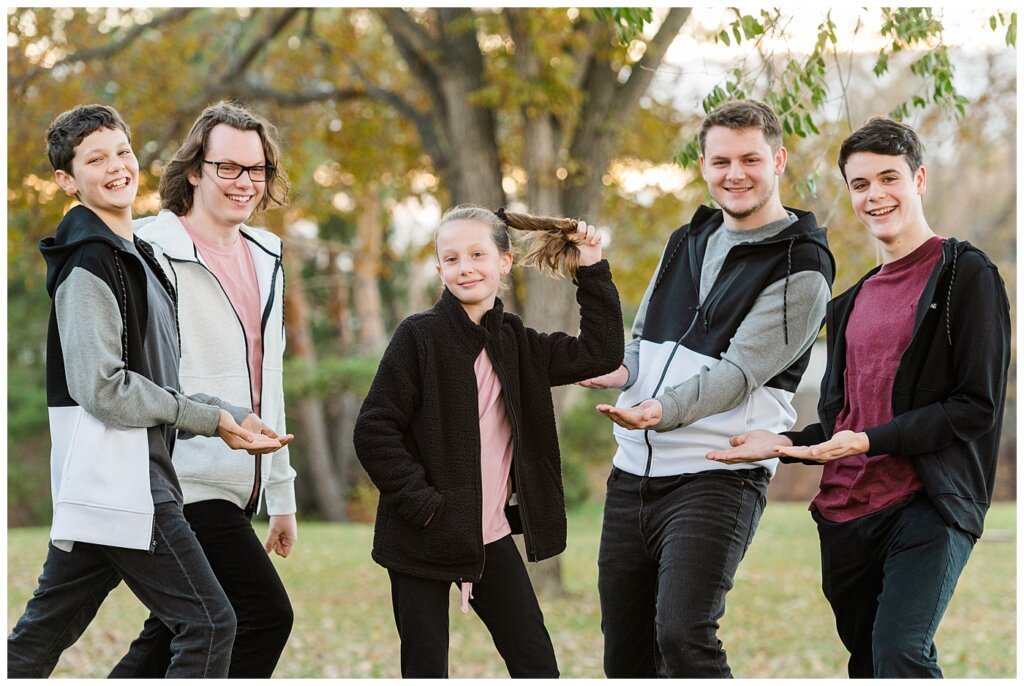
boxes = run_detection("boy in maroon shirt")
[707,118,1010,678]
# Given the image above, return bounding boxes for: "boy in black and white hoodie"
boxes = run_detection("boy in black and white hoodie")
[8,105,284,678]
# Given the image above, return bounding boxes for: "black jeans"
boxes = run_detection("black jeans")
[7,501,236,678]
[598,466,768,678]
[109,499,293,678]
[387,534,558,678]
[814,495,975,678]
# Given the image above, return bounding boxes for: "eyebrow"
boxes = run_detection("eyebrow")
[708,152,761,161]
[80,144,130,156]
[849,168,903,182]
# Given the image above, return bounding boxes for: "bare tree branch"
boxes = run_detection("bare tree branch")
[223,7,303,81]
[613,8,691,117]
[375,8,439,63]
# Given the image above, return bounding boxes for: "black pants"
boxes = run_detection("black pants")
[814,495,975,678]
[388,534,558,678]
[8,501,236,678]
[109,499,293,678]
[598,466,769,678]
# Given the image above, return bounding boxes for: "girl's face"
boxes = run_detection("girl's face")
[435,219,512,322]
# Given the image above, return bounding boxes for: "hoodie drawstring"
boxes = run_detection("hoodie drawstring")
[944,246,958,346]
[782,236,796,346]
[650,229,687,299]
[113,251,129,366]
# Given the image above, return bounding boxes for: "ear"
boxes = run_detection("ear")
[188,169,200,187]
[435,263,442,278]
[773,146,788,176]
[914,165,926,196]
[54,169,78,197]
[698,154,707,180]
[499,251,513,275]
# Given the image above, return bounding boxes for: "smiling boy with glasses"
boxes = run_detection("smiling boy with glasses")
[109,101,299,678]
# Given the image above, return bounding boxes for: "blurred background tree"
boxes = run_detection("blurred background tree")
[7,8,1016,592]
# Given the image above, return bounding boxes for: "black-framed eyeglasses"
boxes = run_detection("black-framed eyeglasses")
[202,160,275,181]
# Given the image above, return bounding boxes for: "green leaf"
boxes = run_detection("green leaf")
[804,113,819,135]
[873,53,889,76]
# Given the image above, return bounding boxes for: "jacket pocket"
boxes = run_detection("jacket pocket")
[54,408,151,513]
[384,491,478,567]
[48,406,154,551]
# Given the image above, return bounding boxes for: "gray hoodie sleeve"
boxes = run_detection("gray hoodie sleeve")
[55,266,224,436]
[653,270,830,431]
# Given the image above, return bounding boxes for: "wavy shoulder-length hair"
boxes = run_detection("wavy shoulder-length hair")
[159,101,290,216]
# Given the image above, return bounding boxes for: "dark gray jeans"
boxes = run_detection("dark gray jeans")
[109,499,293,678]
[814,494,975,678]
[7,501,236,678]
[598,466,768,678]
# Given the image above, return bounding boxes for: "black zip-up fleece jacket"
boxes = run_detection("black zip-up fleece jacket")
[354,260,624,582]
[784,239,1011,539]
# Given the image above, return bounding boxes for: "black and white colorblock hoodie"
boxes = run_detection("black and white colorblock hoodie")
[613,205,835,478]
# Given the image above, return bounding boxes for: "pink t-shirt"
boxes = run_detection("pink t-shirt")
[474,350,514,544]
[811,236,943,522]
[181,216,264,415]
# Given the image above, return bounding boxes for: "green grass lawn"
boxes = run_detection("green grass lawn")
[7,501,1015,678]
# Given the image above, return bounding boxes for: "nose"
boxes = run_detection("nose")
[726,161,746,180]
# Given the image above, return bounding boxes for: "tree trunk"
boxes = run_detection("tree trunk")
[282,244,348,521]
[326,246,355,352]
[434,9,505,208]
[353,187,387,350]
[507,9,574,596]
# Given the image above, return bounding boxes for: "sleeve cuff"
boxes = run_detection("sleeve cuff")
[264,479,298,516]
[174,395,222,436]
[653,394,681,432]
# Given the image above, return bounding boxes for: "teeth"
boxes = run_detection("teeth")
[106,179,128,189]
[868,206,896,216]
[227,194,251,202]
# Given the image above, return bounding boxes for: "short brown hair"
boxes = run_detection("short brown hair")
[159,101,289,216]
[46,104,131,174]
[838,117,924,181]
[698,99,783,154]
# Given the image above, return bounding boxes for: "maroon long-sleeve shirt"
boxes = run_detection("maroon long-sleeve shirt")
[811,236,944,522]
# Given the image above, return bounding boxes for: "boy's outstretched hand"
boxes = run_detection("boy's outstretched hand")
[217,410,292,454]
[596,399,663,429]
[577,364,628,389]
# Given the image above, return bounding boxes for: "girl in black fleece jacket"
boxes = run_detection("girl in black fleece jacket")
[354,204,624,677]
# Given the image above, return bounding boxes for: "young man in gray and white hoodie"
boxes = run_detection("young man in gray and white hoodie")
[8,106,283,678]
[110,102,297,679]
[581,99,835,677]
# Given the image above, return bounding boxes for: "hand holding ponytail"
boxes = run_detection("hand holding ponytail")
[501,209,602,280]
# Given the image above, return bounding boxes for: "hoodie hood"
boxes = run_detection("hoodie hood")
[40,205,129,297]
[651,205,834,303]
[689,204,831,254]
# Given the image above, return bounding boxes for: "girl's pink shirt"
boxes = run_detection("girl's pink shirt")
[181,216,264,415]
[474,350,514,544]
